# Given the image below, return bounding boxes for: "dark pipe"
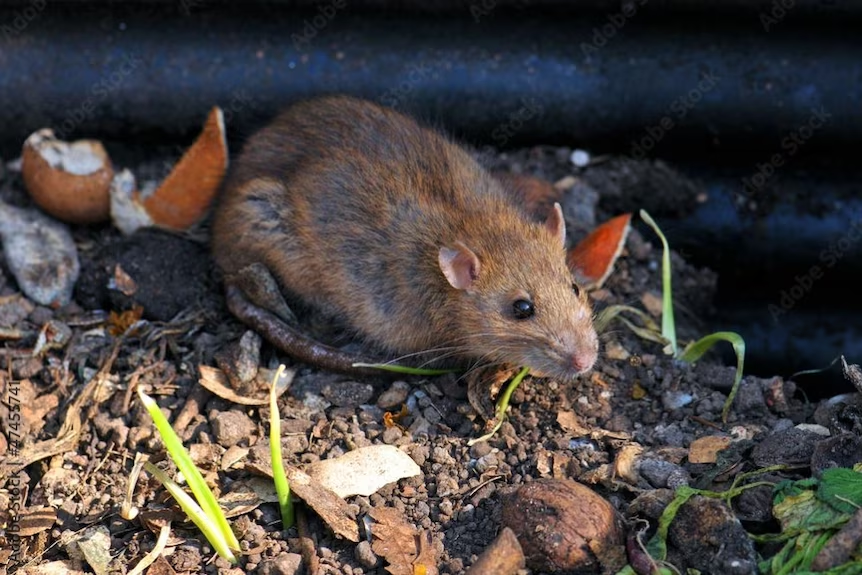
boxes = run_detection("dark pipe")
[1,4,861,158]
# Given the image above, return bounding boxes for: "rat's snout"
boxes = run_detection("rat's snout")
[564,324,599,374]
[569,343,598,374]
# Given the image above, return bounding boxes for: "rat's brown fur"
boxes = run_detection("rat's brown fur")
[212,95,598,379]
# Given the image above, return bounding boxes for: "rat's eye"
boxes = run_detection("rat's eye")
[572,282,582,297]
[512,299,535,319]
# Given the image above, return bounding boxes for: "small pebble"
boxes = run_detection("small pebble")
[322,381,375,407]
[570,149,590,167]
[354,540,378,569]
[377,381,411,409]
[210,410,257,447]
[258,553,304,575]
[382,426,403,444]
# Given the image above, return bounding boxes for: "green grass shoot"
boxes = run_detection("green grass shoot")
[351,362,459,376]
[468,366,531,446]
[142,462,236,563]
[640,209,677,355]
[680,332,746,422]
[637,210,747,423]
[268,364,294,529]
[138,389,240,561]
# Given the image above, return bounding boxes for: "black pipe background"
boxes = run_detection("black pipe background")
[1,4,861,159]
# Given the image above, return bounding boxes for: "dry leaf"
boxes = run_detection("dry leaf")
[841,355,862,393]
[640,292,663,317]
[688,435,732,464]
[368,506,438,575]
[21,560,86,575]
[612,443,644,484]
[246,459,360,542]
[198,364,293,406]
[112,264,138,296]
[306,445,422,498]
[384,405,409,428]
[15,506,57,537]
[465,527,525,575]
[108,306,144,336]
[557,411,591,437]
[466,366,517,422]
[568,213,632,290]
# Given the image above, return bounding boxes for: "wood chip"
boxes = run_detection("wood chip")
[688,435,732,464]
[465,527,525,575]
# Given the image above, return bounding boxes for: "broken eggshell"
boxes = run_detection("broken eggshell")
[568,213,633,290]
[110,106,227,235]
[0,203,80,307]
[21,129,114,224]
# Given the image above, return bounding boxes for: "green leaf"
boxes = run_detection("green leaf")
[269,365,294,529]
[679,331,746,423]
[144,462,236,564]
[817,468,862,514]
[138,389,240,552]
[773,483,851,536]
[640,210,677,356]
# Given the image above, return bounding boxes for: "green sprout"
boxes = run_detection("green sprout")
[268,365,294,529]
[600,211,746,423]
[138,389,240,563]
[468,366,531,446]
[351,362,459,376]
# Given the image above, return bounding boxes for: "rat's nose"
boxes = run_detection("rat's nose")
[570,348,597,373]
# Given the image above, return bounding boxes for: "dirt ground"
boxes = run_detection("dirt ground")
[0,143,860,575]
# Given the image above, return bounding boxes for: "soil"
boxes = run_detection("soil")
[0,143,859,575]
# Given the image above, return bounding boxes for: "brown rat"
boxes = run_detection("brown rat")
[212,95,598,379]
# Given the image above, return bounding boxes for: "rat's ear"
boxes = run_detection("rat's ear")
[545,202,566,249]
[439,242,480,291]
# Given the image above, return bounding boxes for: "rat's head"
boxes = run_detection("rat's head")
[438,203,599,379]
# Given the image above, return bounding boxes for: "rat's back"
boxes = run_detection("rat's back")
[212,96,512,350]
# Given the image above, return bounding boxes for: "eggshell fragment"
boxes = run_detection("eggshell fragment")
[109,169,153,235]
[137,106,228,230]
[568,213,632,290]
[21,129,113,224]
